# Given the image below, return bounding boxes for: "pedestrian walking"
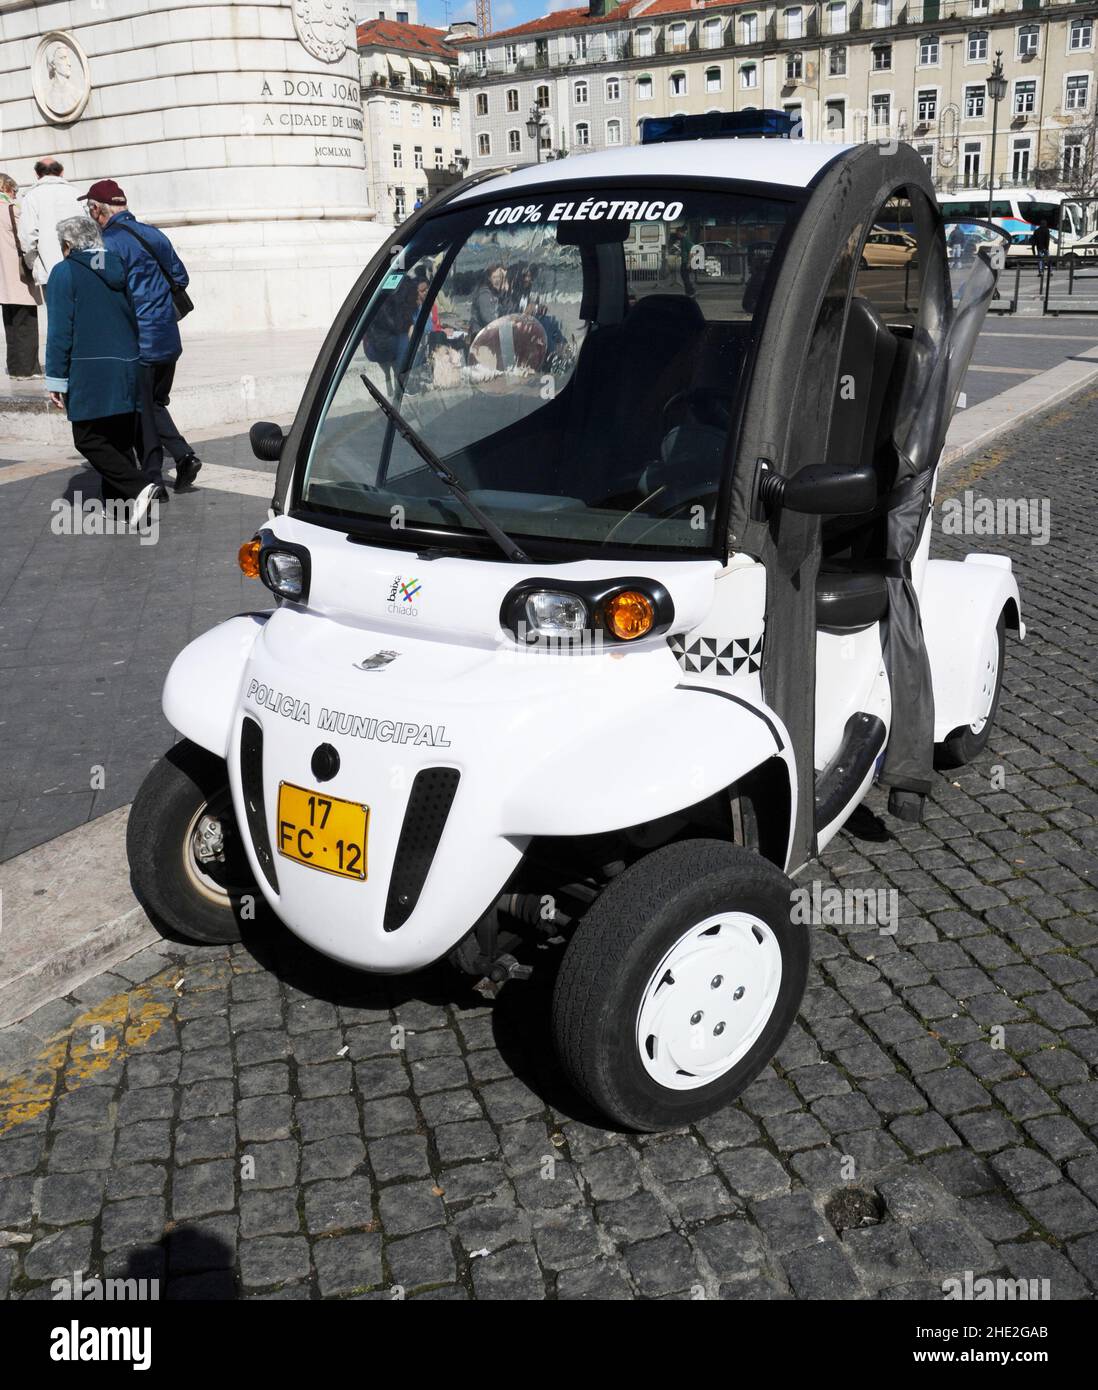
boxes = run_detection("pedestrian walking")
[16,158,82,288]
[81,179,202,493]
[1033,218,1051,279]
[0,173,42,378]
[44,216,165,526]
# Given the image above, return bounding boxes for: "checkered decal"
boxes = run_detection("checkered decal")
[668,633,764,677]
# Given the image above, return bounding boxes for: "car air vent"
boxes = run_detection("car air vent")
[384,768,461,932]
[240,716,279,892]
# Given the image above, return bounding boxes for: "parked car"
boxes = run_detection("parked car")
[860,226,918,268]
[128,129,1021,1132]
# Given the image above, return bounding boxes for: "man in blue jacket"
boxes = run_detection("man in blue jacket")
[44,217,165,526]
[80,179,202,492]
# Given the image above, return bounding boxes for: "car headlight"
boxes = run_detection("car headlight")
[258,542,310,603]
[523,590,590,638]
[501,579,673,646]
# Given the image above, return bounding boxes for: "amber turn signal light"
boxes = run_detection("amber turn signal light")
[604,590,655,640]
[238,538,261,578]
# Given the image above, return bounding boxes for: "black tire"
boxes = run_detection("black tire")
[127,739,257,944]
[551,839,808,1132]
[934,612,1006,770]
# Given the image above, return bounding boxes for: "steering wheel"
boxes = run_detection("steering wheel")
[661,386,733,435]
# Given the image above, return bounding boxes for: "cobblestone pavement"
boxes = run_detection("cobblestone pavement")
[1,390,1097,1302]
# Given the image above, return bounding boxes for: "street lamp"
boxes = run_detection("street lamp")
[986,50,1008,222]
[525,104,548,162]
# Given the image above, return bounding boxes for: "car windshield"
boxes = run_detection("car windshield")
[300,185,795,554]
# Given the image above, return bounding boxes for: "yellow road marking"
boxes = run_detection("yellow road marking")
[0,972,177,1136]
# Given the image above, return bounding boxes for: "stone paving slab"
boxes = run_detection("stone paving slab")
[0,386,1096,1300]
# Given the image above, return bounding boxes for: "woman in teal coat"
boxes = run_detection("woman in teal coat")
[44,216,164,520]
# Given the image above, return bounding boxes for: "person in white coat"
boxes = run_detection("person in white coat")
[17,158,82,287]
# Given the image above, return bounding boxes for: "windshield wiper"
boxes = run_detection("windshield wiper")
[360,374,530,563]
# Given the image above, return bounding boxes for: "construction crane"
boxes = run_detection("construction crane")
[476,0,491,37]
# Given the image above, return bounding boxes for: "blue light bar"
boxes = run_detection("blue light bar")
[640,110,797,144]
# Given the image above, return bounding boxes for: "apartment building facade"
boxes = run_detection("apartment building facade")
[359,20,464,225]
[455,0,1097,192]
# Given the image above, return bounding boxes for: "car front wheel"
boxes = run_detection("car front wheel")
[551,839,807,1131]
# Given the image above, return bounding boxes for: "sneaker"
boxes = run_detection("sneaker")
[132,483,168,530]
[174,454,202,492]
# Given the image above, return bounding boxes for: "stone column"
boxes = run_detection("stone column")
[0,0,388,331]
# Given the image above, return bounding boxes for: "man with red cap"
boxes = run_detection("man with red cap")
[80,178,202,493]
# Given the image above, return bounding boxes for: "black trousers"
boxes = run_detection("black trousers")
[72,414,150,502]
[137,358,192,483]
[3,303,39,377]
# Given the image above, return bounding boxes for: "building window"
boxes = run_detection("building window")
[505,44,518,64]
[829,46,846,77]
[1011,139,1031,181]
[919,34,939,65]
[432,147,442,169]
[392,143,402,168]
[1014,80,1036,116]
[741,62,758,89]
[475,92,488,117]
[968,30,988,62]
[397,10,408,21]
[1017,25,1038,58]
[962,140,981,184]
[574,79,588,104]
[413,145,423,169]
[706,66,722,93]
[871,0,891,26]
[636,75,653,100]
[1063,134,1084,179]
[506,88,519,112]
[431,108,442,128]
[394,189,406,220]
[670,70,687,96]
[872,44,892,72]
[636,27,654,57]
[507,129,521,153]
[828,2,847,35]
[451,110,460,131]
[536,85,549,109]
[785,103,803,135]
[740,13,757,44]
[825,98,845,134]
[786,52,802,81]
[1066,74,1090,110]
[917,88,938,123]
[474,48,487,71]
[965,84,986,118]
[606,77,620,101]
[971,0,989,12]
[1070,18,1093,51]
[785,7,803,39]
[577,34,589,59]
[916,144,933,170]
[704,18,722,48]
[607,117,622,144]
[668,21,687,49]
[574,121,590,146]
[389,100,400,124]
[871,92,890,127]
[477,132,490,156]
[410,104,422,127]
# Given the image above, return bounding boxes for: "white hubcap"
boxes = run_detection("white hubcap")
[635,913,783,1091]
[970,629,1000,734]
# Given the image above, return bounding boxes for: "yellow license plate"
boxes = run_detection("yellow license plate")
[276,782,369,881]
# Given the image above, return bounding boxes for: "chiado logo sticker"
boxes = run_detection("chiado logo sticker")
[387,575,421,616]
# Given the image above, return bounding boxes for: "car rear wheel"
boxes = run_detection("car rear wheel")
[127,740,258,944]
[551,839,807,1131]
[935,612,1006,769]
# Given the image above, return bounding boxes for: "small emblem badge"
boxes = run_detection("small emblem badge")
[354,650,400,672]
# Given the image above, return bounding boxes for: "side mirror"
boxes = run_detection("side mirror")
[760,463,877,516]
[250,421,284,462]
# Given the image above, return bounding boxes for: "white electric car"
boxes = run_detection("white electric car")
[129,122,1021,1131]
